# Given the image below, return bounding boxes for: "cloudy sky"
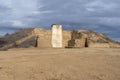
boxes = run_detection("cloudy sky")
[0,0,120,41]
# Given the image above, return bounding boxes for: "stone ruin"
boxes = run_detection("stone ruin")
[32,24,120,48]
[0,24,120,50]
[52,25,62,48]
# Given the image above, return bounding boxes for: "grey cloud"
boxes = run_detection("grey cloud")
[0,0,120,41]
[0,5,11,12]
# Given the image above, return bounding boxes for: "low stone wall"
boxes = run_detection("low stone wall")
[74,39,86,47]
[62,31,72,48]
[88,43,110,48]
[109,43,120,48]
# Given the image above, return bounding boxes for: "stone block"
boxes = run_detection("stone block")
[51,24,62,48]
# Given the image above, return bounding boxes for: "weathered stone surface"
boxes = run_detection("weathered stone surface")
[88,42,110,48]
[62,30,72,47]
[33,29,52,48]
[51,25,62,48]
[67,30,87,48]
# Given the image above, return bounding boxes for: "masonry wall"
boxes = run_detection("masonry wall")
[33,29,52,48]
[33,28,72,48]
[37,30,52,48]
[74,39,86,47]
[62,31,72,48]
[67,30,87,48]
[108,43,120,48]
[33,28,112,48]
[88,42,110,48]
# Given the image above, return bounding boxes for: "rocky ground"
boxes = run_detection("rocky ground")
[0,48,120,80]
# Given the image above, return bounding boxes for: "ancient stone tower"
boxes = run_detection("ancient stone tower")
[51,24,62,48]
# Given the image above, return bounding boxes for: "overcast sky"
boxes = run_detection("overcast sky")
[0,0,120,41]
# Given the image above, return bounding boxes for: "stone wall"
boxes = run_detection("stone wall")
[62,31,72,47]
[33,28,52,48]
[74,39,86,47]
[33,28,89,48]
[67,30,87,48]
[88,42,110,48]
[33,28,72,48]
[32,28,117,48]
[108,43,120,48]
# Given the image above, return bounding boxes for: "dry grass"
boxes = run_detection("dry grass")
[0,48,120,80]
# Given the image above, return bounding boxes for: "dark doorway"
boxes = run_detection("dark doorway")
[35,36,38,47]
[85,38,88,47]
